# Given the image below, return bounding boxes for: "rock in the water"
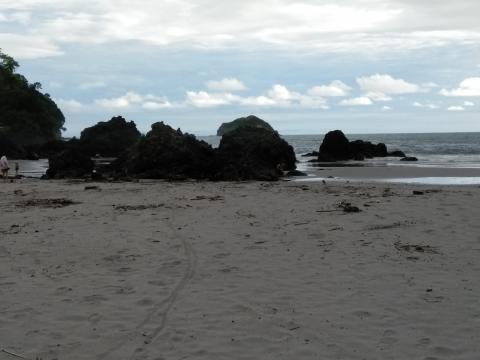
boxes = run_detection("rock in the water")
[401,157,418,162]
[123,122,216,180]
[318,130,351,161]
[46,145,94,178]
[215,126,296,181]
[216,115,275,136]
[80,116,141,157]
[318,130,407,162]
[388,150,407,157]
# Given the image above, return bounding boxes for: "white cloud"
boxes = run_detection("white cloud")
[206,78,247,92]
[340,97,373,106]
[94,92,175,109]
[440,78,480,97]
[365,92,393,101]
[357,74,423,96]
[0,11,31,25]
[240,96,278,107]
[55,98,84,112]
[464,101,475,106]
[447,106,465,111]
[3,1,480,58]
[413,101,438,109]
[307,81,351,97]
[0,33,62,59]
[186,91,239,108]
[382,106,392,111]
[142,101,174,110]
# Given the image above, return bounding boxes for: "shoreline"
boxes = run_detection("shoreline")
[296,164,480,185]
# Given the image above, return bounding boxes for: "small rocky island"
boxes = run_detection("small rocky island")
[313,130,416,162]
[216,115,274,136]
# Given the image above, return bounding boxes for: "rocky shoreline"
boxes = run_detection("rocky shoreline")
[3,115,415,182]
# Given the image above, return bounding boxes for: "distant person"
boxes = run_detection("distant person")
[15,162,19,177]
[0,156,9,181]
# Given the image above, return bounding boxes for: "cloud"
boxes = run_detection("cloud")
[440,78,480,97]
[447,106,465,111]
[413,101,438,109]
[55,98,84,112]
[0,11,31,25]
[382,106,392,111]
[307,81,351,97]
[206,78,247,92]
[0,33,62,59]
[357,74,423,97]
[340,97,373,106]
[464,101,475,106]
[3,1,480,58]
[186,91,239,108]
[95,92,173,109]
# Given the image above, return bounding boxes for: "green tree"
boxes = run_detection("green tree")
[0,50,65,148]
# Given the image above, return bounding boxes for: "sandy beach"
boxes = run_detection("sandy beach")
[1,178,480,360]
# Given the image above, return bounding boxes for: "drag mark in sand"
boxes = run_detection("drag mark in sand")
[96,207,197,360]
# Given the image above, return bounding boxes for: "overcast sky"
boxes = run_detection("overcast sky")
[1,0,480,135]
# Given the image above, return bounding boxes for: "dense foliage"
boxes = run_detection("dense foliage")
[0,49,65,148]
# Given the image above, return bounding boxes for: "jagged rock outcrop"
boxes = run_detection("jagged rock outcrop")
[216,115,275,136]
[122,122,216,180]
[215,126,296,181]
[80,116,141,157]
[46,141,94,179]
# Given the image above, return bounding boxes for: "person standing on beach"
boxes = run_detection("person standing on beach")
[0,156,9,181]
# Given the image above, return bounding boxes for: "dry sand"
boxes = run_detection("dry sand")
[1,178,480,360]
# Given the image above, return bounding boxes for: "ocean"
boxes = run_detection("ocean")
[13,132,480,179]
[202,132,480,171]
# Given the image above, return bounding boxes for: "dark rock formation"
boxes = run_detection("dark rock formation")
[400,157,418,162]
[216,115,275,136]
[318,130,350,161]
[46,144,94,179]
[80,116,141,157]
[122,122,216,180]
[36,140,69,158]
[317,130,409,162]
[215,126,296,181]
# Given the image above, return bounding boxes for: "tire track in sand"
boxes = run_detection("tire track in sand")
[97,211,197,360]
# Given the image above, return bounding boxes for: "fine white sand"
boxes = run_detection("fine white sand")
[1,178,480,360]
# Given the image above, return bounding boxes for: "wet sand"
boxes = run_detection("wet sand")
[1,178,480,359]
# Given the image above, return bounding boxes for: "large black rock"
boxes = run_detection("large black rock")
[217,115,275,136]
[80,116,141,157]
[318,130,351,161]
[123,122,216,180]
[46,142,94,179]
[318,130,403,162]
[215,126,296,181]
